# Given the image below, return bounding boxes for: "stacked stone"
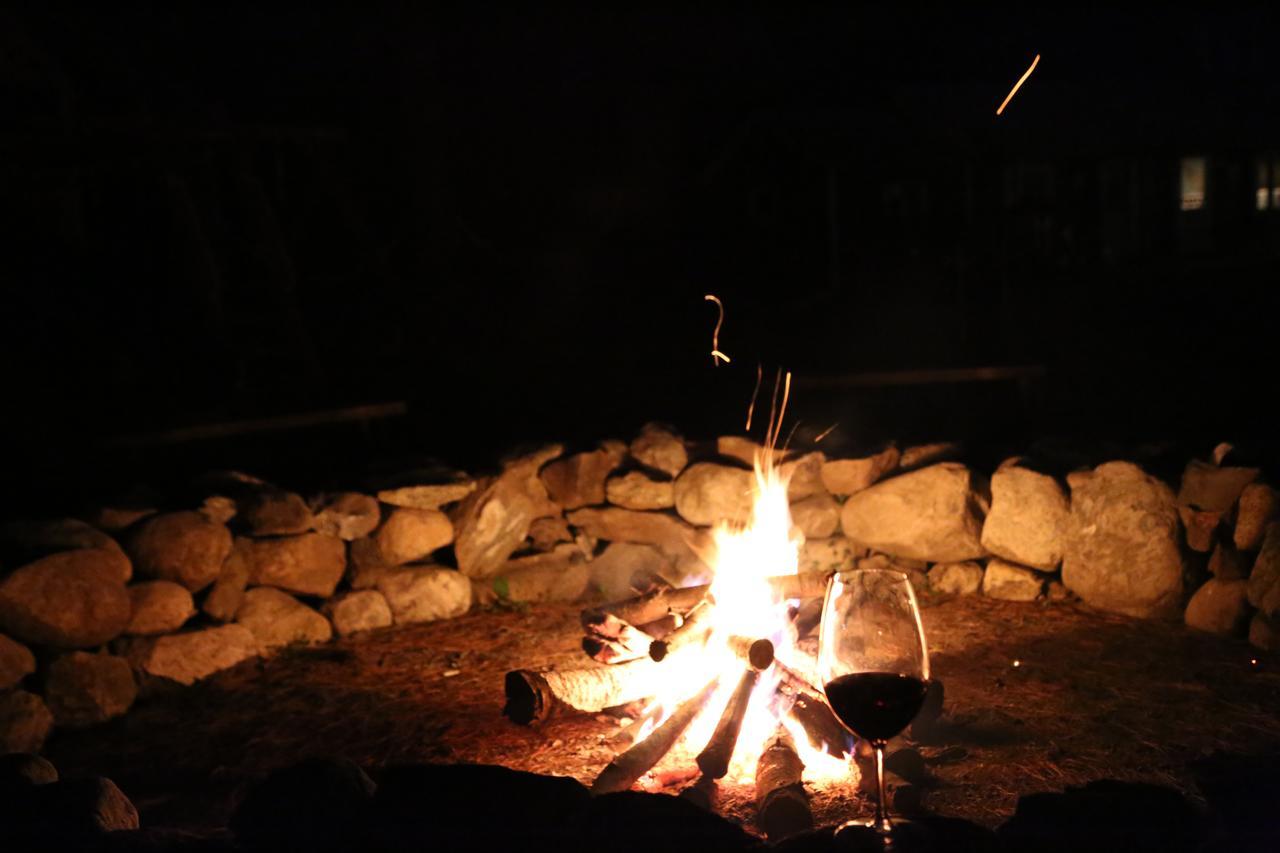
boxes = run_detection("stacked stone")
[5,427,1277,754]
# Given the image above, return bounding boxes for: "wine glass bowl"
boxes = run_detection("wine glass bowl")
[819,569,930,838]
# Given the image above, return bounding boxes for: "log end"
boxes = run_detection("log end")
[503,670,551,726]
[748,639,775,670]
[758,785,814,841]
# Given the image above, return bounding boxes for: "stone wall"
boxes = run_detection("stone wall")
[2,425,1277,752]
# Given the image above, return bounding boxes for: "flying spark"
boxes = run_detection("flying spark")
[813,423,838,443]
[996,54,1040,116]
[745,363,763,431]
[704,294,731,366]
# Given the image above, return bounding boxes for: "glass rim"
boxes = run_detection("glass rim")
[831,567,913,581]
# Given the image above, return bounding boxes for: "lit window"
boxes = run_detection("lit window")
[1256,156,1280,211]
[1180,157,1205,211]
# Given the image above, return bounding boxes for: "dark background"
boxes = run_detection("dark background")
[2,5,1278,507]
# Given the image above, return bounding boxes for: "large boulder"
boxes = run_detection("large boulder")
[122,624,259,685]
[980,462,1069,571]
[237,533,347,597]
[0,519,130,581]
[605,471,675,511]
[480,547,591,605]
[0,551,131,647]
[127,511,232,592]
[1177,460,1259,512]
[239,490,314,536]
[780,452,826,500]
[839,463,987,562]
[374,508,453,566]
[0,633,36,690]
[1247,522,1280,617]
[0,690,53,756]
[630,424,687,478]
[673,463,754,526]
[1184,579,1251,635]
[43,652,137,727]
[311,492,381,541]
[790,493,840,539]
[236,587,332,652]
[125,580,196,636]
[323,591,393,637]
[347,537,395,591]
[798,537,863,575]
[527,516,573,550]
[1062,462,1184,619]
[1235,483,1279,551]
[820,447,900,496]
[565,507,712,567]
[982,559,1043,602]
[587,542,672,601]
[539,443,626,510]
[202,547,251,621]
[1208,541,1249,581]
[452,445,563,578]
[376,567,472,624]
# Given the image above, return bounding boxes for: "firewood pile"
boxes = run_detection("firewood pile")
[503,570,861,841]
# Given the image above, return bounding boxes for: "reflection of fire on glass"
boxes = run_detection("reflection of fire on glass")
[1180,156,1206,211]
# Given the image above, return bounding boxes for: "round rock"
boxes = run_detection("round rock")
[44,651,137,727]
[0,550,131,647]
[127,511,232,592]
[236,587,333,651]
[376,567,472,624]
[126,581,196,636]
[673,463,754,527]
[312,492,381,541]
[982,559,1043,602]
[1185,579,1250,636]
[324,590,393,636]
[375,508,454,566]
[0,632,36,690]
[0,690,54,754]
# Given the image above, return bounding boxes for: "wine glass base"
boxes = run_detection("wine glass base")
[834,818,897,850]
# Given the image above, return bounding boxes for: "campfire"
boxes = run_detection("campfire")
[504,437,861,838]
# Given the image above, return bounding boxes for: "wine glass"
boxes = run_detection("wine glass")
[819,568,931,839]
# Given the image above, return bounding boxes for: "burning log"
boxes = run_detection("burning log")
[695,639,774,778]
[788,691,851,760]
[609,701,665,746]
[581,570,831,632]
[726,636,820,696]
[637,611,682,639]
[505,656,676,725]
[591,678,720,795]
[648,598,714,661]
[756,727,813,841]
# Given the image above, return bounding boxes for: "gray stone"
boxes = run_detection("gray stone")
[1177,460,1259,512]
[1209,541,1249,581]
[376,566,472,624]
[323,591,393,637]
[0,551,131,647]
[0,690,53,755]
[780,452,827,500]
[820,448,900,496]
[125,581,195,636]
[587,542,672,601]
[452,445,563,578]
[236,587,332,651]
[839,463,986,562]
[44,651,137,727]
[1184,579,1251,635]
[346,536,395,590]
[198,495,238,525]
[311,492,381,541]
[790,493,840,539]
[202,548,250,622]
[673,462,754,526]
[127,511,232,592]
[631,425,688,478]
[237,533,347,597]
[1247,522,1280,617]
[566,507,712,569]
[0,633,36,690]
[1235,483,1279,551]
[605,471,675,511]
[375,508,453,566]
[540,443,626,510]
[527,516,573,550]
[1062,461,1185,619]
[1249,611,1279,651]
[982,559,1043,601]
[122,624,258,686]
[980,462,1068,570]
[930,562,985,596]
[239,490,314,536]
[376,481,478,510]
[478,546,591,605]
[797,537,863,575]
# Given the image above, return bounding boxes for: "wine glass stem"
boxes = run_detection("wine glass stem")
[873,741,891,834]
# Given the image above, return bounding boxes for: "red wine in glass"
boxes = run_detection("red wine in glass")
[823,672,929,743]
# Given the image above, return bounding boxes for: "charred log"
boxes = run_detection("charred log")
[756,728,813,841]
[695,640,774,778]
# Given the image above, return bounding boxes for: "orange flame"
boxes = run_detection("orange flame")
[996,53,1040,116]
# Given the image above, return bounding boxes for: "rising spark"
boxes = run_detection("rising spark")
[996,53,1040,116]
[813,423,838,443]
[704,294,731,366]
[745,363,763,431]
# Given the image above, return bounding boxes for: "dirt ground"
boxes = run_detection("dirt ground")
[46,595,1280,837]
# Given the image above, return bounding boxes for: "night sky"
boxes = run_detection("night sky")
[3,6,1278,502]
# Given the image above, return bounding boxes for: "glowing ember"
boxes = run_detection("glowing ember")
[996,53,1040,116]
[704,294,732,365]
